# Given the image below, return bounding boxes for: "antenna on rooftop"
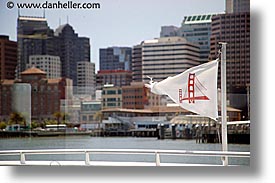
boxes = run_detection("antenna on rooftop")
[43,9,45,18]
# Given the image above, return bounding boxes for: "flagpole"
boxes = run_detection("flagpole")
[219,42,228,166]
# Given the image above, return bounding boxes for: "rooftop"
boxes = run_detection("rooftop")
[183,14,218,24]
[21,67,46,75]
[18,16,47,21]
[54,24,71,36]
[0,80,15,85]
[143,37,187,44]
[47,78,62,84]
[101,105,241,114]
[98,70,132,74]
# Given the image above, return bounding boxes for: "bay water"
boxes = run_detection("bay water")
[0,136,250,165]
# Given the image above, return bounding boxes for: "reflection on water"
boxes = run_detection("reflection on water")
[0,136,250,165]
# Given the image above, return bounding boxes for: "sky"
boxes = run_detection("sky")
[0,0,225,71]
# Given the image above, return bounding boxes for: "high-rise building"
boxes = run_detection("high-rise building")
[226,0,250,13]
[54,24,91,87]
[209,12,250,91]
[17,16,91,88]
[76,61,95,96]
[27,55,61,79]
[209,1,250,119]
[141,37,200,82]
[132,44,142,82]
[99,47,132,71]
[16,16,55,78]
[177,14,215,63]
[0,35,17,80]
[160,26,179,37]
[96,70,132,90]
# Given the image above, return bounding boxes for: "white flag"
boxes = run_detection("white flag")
[145,59,219,120]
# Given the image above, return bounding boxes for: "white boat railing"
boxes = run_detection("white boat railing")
[0,149,250,166]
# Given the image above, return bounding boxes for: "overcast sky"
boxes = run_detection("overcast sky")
[0,0,225,70]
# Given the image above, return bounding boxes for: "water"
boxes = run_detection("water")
[0,136,250,165]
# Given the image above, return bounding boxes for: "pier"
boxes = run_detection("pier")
[157,121,250,144]
[0,131,91,138]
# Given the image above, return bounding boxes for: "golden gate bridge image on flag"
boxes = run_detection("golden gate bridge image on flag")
[145,59,218,120]
[179,73,210,104]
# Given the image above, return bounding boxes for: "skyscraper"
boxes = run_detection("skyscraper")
[209,1,250,119]
[177,14,215,63]
[141,37,200,82]
[16,16,55,78]
[226,0,250,13]
[99,47,132,71]
[96,70,132,90]
[0,35,17,80]
[160,26,179,37]
[54,24,91,87]
[17,15,92,90]
[76,61,95,96]
[132,44,142,82]
[209,13,250,91]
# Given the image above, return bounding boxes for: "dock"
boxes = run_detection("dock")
[0,131,91,138]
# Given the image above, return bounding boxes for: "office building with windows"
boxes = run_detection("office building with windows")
[54,24,90,87]
[0,35,17,80]
[99,47,132,71]
[209,13,250,91]
[141,37,200,82]
[27,55,61,79]
[209,1,250,119]
[96,70,132,90]
[17,16,55,78]
[101,84,122,109]
[76,61,95,96]
[160,26,179,37]
[177,14,215,63]
[132,44,142,82]
[226,0,250,13]
[122,82,167,109]
[79,100,101,124]
[17,15,91,88]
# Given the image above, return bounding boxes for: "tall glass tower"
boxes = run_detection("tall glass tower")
[99,47,132,71]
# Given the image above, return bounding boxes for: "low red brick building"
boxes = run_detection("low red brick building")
[0,67,72,122]
[122,82,167,109]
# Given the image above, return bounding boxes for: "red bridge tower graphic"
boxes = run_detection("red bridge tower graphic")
[179,73,209,103]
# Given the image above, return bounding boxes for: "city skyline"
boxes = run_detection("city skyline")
[0,0,225,71]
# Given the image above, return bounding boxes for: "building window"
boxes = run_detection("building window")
[107,90,116,95]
